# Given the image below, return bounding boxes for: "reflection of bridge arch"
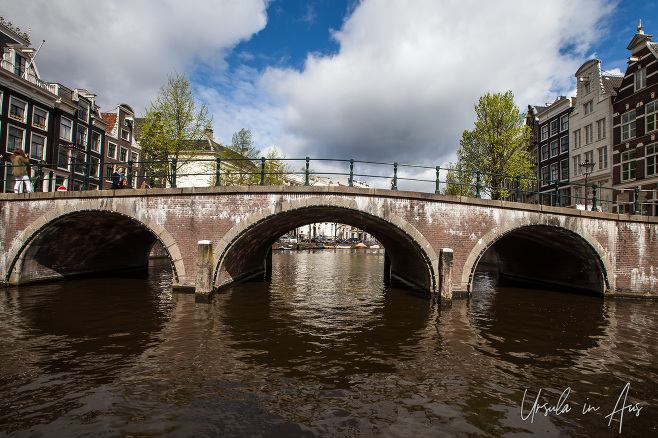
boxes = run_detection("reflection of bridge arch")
[463,221,613,295]
[5,203,183,285]
[214,196,440,295]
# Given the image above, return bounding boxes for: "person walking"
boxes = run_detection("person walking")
[10,149,33,193]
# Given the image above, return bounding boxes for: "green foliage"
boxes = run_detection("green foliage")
[263,147,294,185]
[220,128,261,186]
[456,91,532,199]
[137,73,212,187]
[443,161,476,197]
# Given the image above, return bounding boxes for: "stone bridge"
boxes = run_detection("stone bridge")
[1,186,657,300]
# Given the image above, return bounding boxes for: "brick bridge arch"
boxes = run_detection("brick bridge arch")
[4,201,184,285]
[213,196,441,294]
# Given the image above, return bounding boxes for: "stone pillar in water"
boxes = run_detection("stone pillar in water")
[196,240,213,297]
[439,248,453,301]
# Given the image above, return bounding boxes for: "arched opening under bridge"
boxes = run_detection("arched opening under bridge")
[470,225,608,295]
[213,204,439,297]
[6,211,176,285]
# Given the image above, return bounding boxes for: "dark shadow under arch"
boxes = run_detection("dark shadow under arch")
[7,211,176,285]
[214,205,437,295]
[471,225,608,295]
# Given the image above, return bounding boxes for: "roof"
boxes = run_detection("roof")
[601,75,623,96]
[101,113,117,133]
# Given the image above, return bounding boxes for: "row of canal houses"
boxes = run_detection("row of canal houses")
[528,21,658,215]
[0,17,143,192]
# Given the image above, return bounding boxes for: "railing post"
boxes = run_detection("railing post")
[392,162,398,190]
[305,157,310,186]
[476,171,481,198]
[516,176,521,202]
[349,159,354,187]
[215,157,221,186]
[127,160,133,188]
[35,161,43,192]
[260,157,265,186]
[591,184,598,211]
[435,166,441,194]
[171,158,177,188]
[554,181,560,207]
[82,161,89,191]
[634,187,640,215]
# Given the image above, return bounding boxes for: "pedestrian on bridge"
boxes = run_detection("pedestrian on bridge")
[10,149,32,194]
[111,167,126,189]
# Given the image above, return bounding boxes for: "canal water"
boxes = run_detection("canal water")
[1,250,656,437]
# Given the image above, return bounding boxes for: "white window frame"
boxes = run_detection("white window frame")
[585,124,593,145]
[9,96,27,123]
[646,101,657,133]
[584,100,593,115]
[573,129,581,149]
[572,155,581,177]
[560,136,569,153]
[90,157,100,178]
[32,106,49,131]
[121,129,130,141]
[540,125,548,141]
[119,147,128,162]
[91,131,101,153]
[73,152,87,175]
[60,117,73,141]
[560,114,569,132]
[7,124,25,151]
[57,145,71,170]
[78,101,89,123]
[541,166,549,186]
[598,146,608,170]
[550,139,559,157]
[107,142,117,159]
[0,91,3,115]
[76,124,88,149]
[130,152,139,162]
[560,159,569,181]
[646,144,658,177]
[29,132,46,160]
[635,68,647,91]
[596,118,606,140]
[550,119,559,137]
[621,110,636,141]
[541,144,549,161]
[550,162,559,182]
[621,150,636,181]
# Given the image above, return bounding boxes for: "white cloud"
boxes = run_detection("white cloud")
[0,0,268,112]
[262,0,616,165]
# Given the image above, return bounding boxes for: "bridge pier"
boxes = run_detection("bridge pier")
[195,240,213,300]
[439,248,454,301]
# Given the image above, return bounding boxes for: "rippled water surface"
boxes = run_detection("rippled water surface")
[1,250,657,437]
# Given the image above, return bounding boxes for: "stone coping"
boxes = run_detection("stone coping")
[1,185,656,224]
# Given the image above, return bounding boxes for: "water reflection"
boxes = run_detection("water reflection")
[0,252,657,436]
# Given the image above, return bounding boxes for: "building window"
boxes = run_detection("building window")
[9,97,27,122]
[107,142,117,159]
[584,150,593,165]
[621,111,636,141]
[646,101,657,133]
[585,124,594,144]
[30,133,46,160]
[550,120,559,137]
[58,145,70,170]
[584,100,593,115]
[572,155,581,177]
[14,53,27,77]
[106,165,114,180]
[130,152,139,162]
[541,144,549,161]
[560,159,569,181]
[550,162,559,181]
[76,125,88,149]
[646,144,658,177]
[73,153,87,175]
[598,146,608,170]
[621,149,636,181]
[635,68,647,91]
[78,102,89,123]
[540,125,548,141]
[596,118,606,140]
[91,131,101,152]
[90,157,100,178]
[550,139,559,157]
[584,82,591,95]
[60,117,72,141]
[32,107,48,130]
[7,125,25,150]
[560,136,569,153]
[560,114,569,132]
[541,166,549,186]
[121,129,130,141]
[573,129,581,148]
[119,147,128,162]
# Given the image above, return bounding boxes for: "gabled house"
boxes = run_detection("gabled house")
[612,21,658,214]
[102,104,143,189]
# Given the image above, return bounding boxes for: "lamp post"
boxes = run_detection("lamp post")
[579,158,595,210]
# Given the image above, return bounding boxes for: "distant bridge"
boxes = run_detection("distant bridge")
[2,186,657,300]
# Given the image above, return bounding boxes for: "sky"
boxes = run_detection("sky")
[2,0,657,176]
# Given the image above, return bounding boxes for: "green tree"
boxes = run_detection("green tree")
[220,128,260,185]
[263,146,293,185]
[443,161,476,197]
[137,73,212,187]
[456,91,532,199]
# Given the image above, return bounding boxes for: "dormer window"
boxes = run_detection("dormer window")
[584,82,591,94]
[78,102,89,123]
[635,68,646,91]
[14,53,27,77]
[121,129,130,141]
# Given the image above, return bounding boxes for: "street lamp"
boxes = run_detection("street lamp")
[579,158,596,210]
